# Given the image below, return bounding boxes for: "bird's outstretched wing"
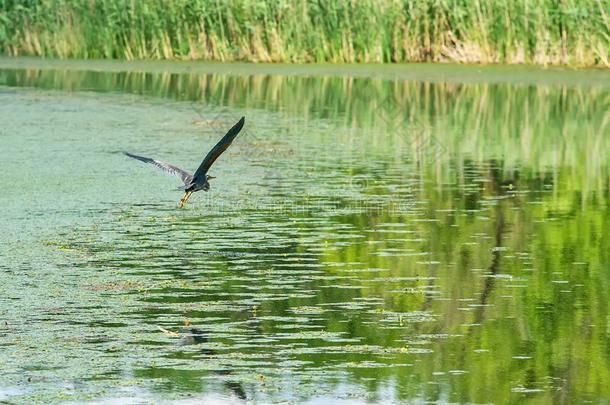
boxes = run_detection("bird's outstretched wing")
[124,152,193,185]
[192,116,245,184]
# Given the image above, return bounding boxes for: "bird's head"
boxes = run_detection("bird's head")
[203,175,215,191]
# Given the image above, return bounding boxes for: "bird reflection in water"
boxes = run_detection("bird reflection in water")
[176,326,247,401]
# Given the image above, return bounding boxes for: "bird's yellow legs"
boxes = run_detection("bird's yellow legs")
[178,191,193,208]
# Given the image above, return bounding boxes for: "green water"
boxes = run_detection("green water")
[0,62,609,404]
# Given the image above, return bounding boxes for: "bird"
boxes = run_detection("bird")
[124,116,245,208]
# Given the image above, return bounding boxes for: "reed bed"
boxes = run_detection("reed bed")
[1,0,608,66]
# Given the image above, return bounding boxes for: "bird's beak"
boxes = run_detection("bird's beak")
[207,176,216,180]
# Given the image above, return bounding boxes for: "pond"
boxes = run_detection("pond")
[0,60,609,404]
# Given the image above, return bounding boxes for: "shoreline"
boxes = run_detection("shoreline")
[1,56,609,88]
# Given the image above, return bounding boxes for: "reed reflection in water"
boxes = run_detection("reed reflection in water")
[0,64,608,403]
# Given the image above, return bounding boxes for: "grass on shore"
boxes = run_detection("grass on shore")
[0,0,608,66]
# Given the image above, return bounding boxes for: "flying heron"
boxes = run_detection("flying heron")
[124,116,245,208]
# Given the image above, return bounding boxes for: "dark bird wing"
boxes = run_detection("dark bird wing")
[192,116,245,184]
[124,152,193,185]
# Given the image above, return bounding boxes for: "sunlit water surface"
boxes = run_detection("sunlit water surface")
[0,64,609,404]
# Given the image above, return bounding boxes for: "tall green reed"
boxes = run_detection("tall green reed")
[0,0,608,66]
